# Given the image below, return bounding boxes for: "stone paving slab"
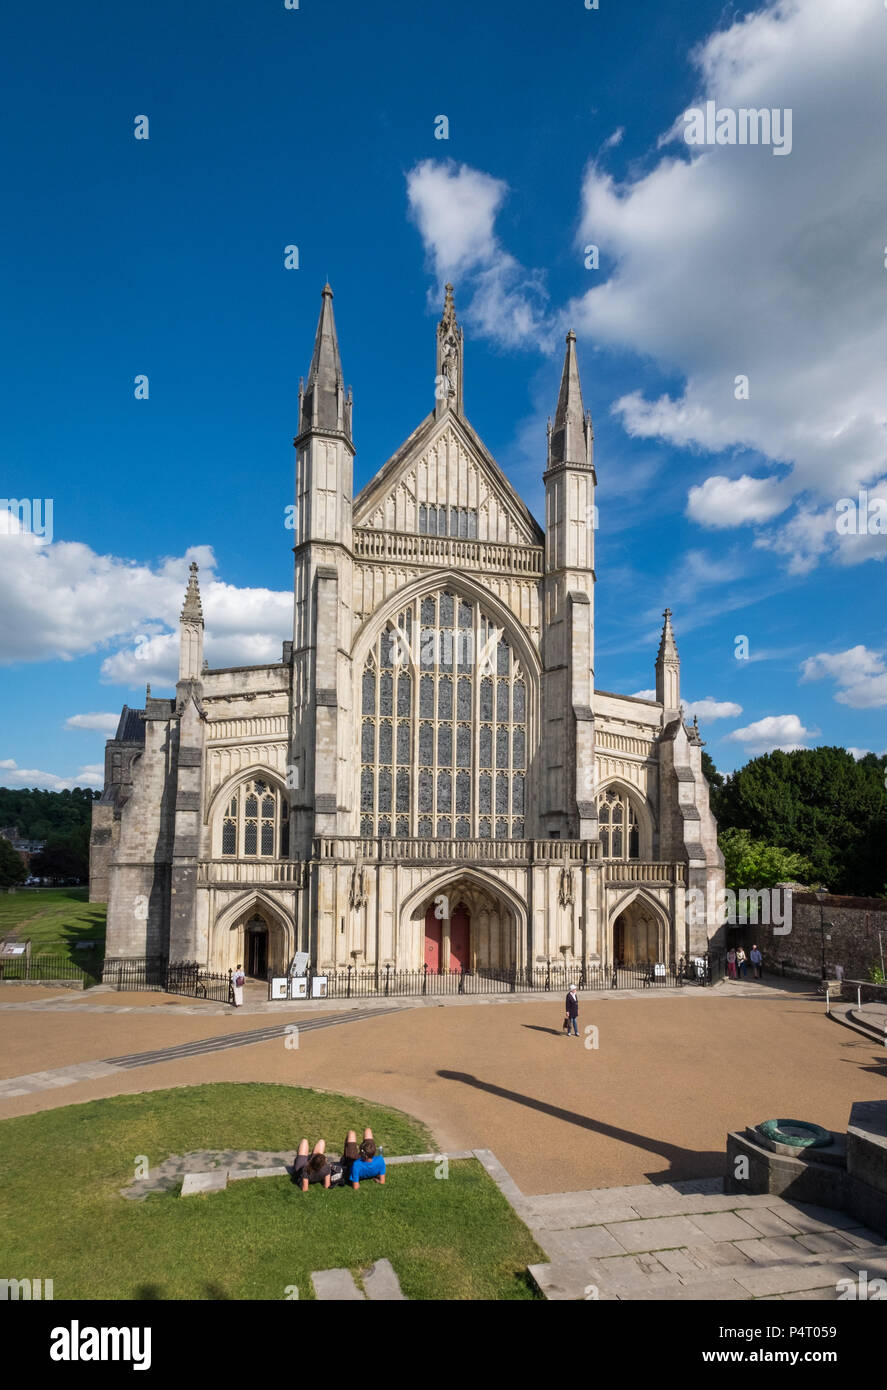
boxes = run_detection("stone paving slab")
[603,1215,715,1253]
[733,1236,809,1265]
[311,1269,364,1301]
[362,1259,407,1301]
[844,1226,887,1248]
[0,1060,123,1098]
[181,1171,228,1196]
[779,1287,843,1300]
[762,1200,858,1233]
[685,1211,762,1242]
[733,1261,854,1297]
[532,1225,628,1261]
[228,1166,288,1181]
[628,1278,752,1301]
[731,1206,804,1237]
[680,1241,755,1271]
[527,1260,621,1301]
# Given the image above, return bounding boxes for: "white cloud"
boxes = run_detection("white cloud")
[686,474,788,529]
[406,159,552,350]
[631,689,657,701]
[800,645,887,708]
[65,713,121,733]
[0,759,103,791]
[847,746,887,760]
[725,713,815,755]
[683,698,743,721]
[0,533,292,689]
[567,0,887,567]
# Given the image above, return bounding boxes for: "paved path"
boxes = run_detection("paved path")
[520,1175,887,1301]
[0,1004,398,1098]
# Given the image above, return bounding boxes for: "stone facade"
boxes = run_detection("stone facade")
[92,285,725,980]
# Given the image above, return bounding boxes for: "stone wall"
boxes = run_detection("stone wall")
[756,891,887,982]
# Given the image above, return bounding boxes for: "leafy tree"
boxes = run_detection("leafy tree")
[30,825,90,882]
[719,828,816,892]
[0,835,28,888]
[0,787,99,842]
[712,747,887,897]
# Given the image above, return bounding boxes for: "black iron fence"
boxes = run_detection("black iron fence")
[103,957,232,1003]
[300,953,723,1000]
[0,953,99,984]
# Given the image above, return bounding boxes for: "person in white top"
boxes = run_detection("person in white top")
[232,963,245,1007]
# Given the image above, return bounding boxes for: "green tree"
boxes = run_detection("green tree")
[714,747,887,895]
[30,825,90,882]
[0,835,28,888]
[719,828,816,891]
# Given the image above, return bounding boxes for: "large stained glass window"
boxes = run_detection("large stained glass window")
[221,778,289,858]
[360,590,528,839]
[598,787,640,860]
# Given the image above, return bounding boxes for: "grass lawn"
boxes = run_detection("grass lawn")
[0,1083,541,1300]
[0,887,105,972]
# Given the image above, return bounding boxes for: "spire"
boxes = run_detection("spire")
[299,283,352,440]
[655,608,681,712]
[548,331,593,471]
[180,561,203,625]
[435,282,464,418]
[179,562,204,682]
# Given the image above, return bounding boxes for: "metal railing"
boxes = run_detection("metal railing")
[103,957,232,1003]
[0,953,99,984]
[294,953,722,1000]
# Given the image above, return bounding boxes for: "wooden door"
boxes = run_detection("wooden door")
[449,904,470,972]
[248,930,267,978]
[424,906,442,972]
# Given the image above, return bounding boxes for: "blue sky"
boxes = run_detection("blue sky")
[1,0,885,789]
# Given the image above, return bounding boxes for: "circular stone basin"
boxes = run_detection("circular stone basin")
[758,1118,832,1149]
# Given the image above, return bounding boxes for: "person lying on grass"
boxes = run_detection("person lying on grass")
[348,1129,386,1190]
[291,1138,344,1191]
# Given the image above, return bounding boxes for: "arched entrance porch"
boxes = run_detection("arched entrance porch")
[404,871,525,974]
[610,892,670,967]
[211,892,293,977]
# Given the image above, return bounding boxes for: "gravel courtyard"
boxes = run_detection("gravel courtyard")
[1,981,884,1196]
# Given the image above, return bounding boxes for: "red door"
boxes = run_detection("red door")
[449,904,470,973]
[424,906,442,972]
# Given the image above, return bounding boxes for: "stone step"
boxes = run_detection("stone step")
[528,1244,884,1302]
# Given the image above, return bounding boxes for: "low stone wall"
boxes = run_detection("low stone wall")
[756,891,887,984]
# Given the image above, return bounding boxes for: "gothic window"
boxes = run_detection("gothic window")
[359,590,529,838]
[597,787,640,861]
[220,778,287,858]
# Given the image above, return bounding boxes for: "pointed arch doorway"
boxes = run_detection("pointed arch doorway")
[424,900,471,972]
[612,897,666,966]
[245,913,269,978]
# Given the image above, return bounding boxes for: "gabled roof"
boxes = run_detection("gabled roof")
[353,408,544,546]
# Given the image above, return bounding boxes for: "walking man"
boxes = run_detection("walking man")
[565,983,579,1037]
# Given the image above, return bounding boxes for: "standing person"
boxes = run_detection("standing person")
[232,962,245,1008]
[565,984,579,1037]
[736,946,748,979]
[750,944,763,979]
[726,947,737,980]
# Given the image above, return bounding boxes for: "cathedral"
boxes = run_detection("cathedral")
[90,285,724,982]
